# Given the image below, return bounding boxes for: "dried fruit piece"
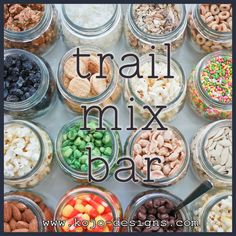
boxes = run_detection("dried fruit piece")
[68,77,91,97]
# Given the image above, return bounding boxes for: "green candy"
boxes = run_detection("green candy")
[93,132,103,139]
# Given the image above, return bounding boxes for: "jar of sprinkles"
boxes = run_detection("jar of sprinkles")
[187,51,232,121]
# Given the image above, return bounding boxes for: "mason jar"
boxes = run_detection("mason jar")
[4,49,57,119]
[55,115,122,183]
[4,194,46,232]
[190,119,232,187]
[61,4,123,51]
[187,51,232,121]
[124,4,187,55]
[4,120,54,189]
[191,188,232,232]
[125,124,190,187]
[4,4,61,55]
[123,189,192,232]
[124,54,186,122]
[5,190,54,232]
[54,185,123,232]
[188,4,232,53]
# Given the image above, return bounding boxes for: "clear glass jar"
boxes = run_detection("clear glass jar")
[190,119,232,187]
[191,188,232,232]
[124,54,186,122]
[124,4,187,55]
[125,124,190,187]
[4,120,54,189]
[188,4,232,53]
[123,189,192,232]
[56,116,122,183]
[4,49,57,119]
[61,4,123,51]
[54,185,123,232]
[187,51,232,121]
[57,46,122,114]
[4,4,61,56]
[5,190,54,232]
[4,194,46,232]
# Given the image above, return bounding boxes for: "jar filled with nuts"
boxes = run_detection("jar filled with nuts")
[190,119,232,187]
[123,189,192,232]
[61,4,123,51]
[188,4,232,53]
[191,188,232,232]
[4,49,57,119]
[4,4,61,55]
[56,116,122,183]
[4,120,54,189]
[124,54,186,122]
[54,185,123,232]
[187,51,232,121]
[125,125,190,187]
[124,4,187,55]
[57,46,122,114]
[5,191,54,232]
[4,194,46,232]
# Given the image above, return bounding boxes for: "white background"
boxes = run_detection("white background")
[4,4,209,213]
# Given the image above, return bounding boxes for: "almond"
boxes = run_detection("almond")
[38,202,46,211]
[4,222,11,232]
[9,218,17,230]
[44,208,53,220]
[11,204,22,221]
[12,228,29,232]
[24,209,35,223]
[33,196,42,203]
[4,202,12,222]
[29,218,38,232]
[15,202,27,212]
[16,221,29,229]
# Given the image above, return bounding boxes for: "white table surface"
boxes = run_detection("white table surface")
[4,4,209,213]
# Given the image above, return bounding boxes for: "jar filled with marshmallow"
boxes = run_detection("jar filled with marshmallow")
[124,4,187,55]
[191,188,232,232]
[57,46,122,114]
[124,54,186,122]
[125,125,190,187]
[188,4,232,53]
[61,4,123,51]
[4,120,54,189]
[190,119,232,187]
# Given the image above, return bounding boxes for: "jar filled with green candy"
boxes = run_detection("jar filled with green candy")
[55,115,122,182]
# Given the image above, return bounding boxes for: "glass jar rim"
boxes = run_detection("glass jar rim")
[194,50,232,108]
[128,4,187,44]
[127,124,190,185]
[4,4,53,42]
[199,119,232,182]
[57,46,117,104]
[127,53,186,109]
[61,4,119,37]
[4,49,49,111]
[55,115,119,179]
[4,120,44,181]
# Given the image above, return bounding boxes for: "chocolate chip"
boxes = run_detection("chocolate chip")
[137,211,147,221]
[144,200,153,208]
[138,205,147,214]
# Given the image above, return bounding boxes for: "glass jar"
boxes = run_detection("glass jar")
[57,46,122,114]
[4,4,61,55]
[5,190,54,232]
[191,188,232,232]
[4,49,57,119]
[124,54,186,122]
[4,194,46,232]
[190,119,232,187]
[4,120,54,189]
[54,185,122,232]
[124,4,187,55]
[61,4,123,51]
[125,124,190,187]
[123,189,192,232]
[187,51,232,121]
[56,115,122,183]
[188,4,232,53]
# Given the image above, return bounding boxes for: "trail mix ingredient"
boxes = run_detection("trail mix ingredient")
[132,197,183,232]
[4,201,38,232]
[4,123,40,178]
[4,54,41,102]
[61,120,113,172]
[59,193,113,232]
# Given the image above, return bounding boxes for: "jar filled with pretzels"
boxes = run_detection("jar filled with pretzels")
[57,46,122,114]
[188,4,232,53]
